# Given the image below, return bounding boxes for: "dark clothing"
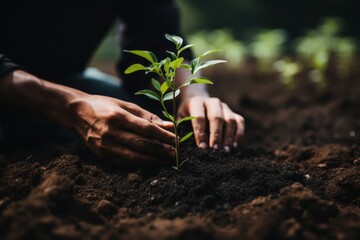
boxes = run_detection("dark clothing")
[0,0,193,145]
[0,0,192,93]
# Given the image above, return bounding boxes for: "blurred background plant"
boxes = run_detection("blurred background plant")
[273,57,302,91]
[248,29,286,74]
[187,29,247,69]
[89,0,359,91]
[293,17,357,90]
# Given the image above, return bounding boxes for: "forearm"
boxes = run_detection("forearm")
[0,70,87,129]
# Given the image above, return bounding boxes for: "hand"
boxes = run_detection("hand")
[178,96,245,152]
[69,95,176,166]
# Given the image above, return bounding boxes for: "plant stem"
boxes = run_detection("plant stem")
[172,81,180,170]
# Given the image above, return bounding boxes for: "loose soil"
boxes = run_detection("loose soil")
[0,58,359,240]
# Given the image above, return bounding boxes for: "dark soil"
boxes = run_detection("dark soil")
[0,58,359,240]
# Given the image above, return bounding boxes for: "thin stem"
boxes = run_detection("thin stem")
[172,76,180,170]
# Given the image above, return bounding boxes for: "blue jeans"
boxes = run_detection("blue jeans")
[0,68,161,146]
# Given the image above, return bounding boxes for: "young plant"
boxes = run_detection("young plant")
[188,28,247,69]
[124,34,226,171]
[248,29,287,74]
[273,57,302,91]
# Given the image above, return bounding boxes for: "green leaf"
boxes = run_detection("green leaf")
[176,116,197,126]
[169,57,184,70]
[160,81,170,95]
[165,71,175,80]
[191,58,200,74]
[162,111,174,122]
[165,34,183,49]
[163,57,171,72]
[199,49,222,58]
[135,90,160,101]
[167,51,177,60]
[179,159,188,168]
[145,63,161,75]
[123,50,158,63]
[151,78,161,91]
[180,132,194,143]
[186,77,214,86]
[124,64,146,74]
[179,64,191,70]
[179,44,194,54]
[163,89,180,101]
[195,60,227,73]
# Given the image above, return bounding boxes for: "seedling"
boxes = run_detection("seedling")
[334,37,356,79]
[249,29,287,74]
[124,34,226,171]
[294,17,357,88]
[273,57,302,91]
[294,26,331,90]
[188,28,247,69]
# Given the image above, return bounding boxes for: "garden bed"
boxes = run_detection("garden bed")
[0,59,359,240]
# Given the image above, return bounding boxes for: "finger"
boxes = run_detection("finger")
[188,99,208,148]
[153,119,174,131]
[122,102,174,130]
[234,115,245,148]
[125,114,176,146]
[103,129,176,159]
[221,103,237,152]
[204,98,224,149]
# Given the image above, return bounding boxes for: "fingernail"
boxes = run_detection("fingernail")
[213,144,219,150]
[199,142,208,148]
[233,142,238,148]
[224,146,230,153]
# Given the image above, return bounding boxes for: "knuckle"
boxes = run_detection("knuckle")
[149,114,160,123]
[106,110,124,123]
[194,126,206,136]
[99,125,111,137]
[227,117,237,126]
[238,116,245,124]
[191,96,204,102]
[211,129,222,136]
[209,97,221,105]
[141,121,152,130]
[221,102,229,108]
[195,115,206,123]
[210,97,220,102]
[212,115,224,123]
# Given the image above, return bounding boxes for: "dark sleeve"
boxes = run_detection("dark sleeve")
[116,0,193,93]
[0,54,22,79]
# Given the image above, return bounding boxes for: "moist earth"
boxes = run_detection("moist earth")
[0,59,359,240]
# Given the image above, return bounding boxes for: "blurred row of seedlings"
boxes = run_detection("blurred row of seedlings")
[187,17,358,91]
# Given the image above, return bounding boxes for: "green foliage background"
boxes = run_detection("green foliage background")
[90,0,359,68]
[176,0,360,40]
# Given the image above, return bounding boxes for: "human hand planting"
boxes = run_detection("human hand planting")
[70,95,176,166]
[177,96,245,152]
[125,33,245,170]
[0,70,177,167]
